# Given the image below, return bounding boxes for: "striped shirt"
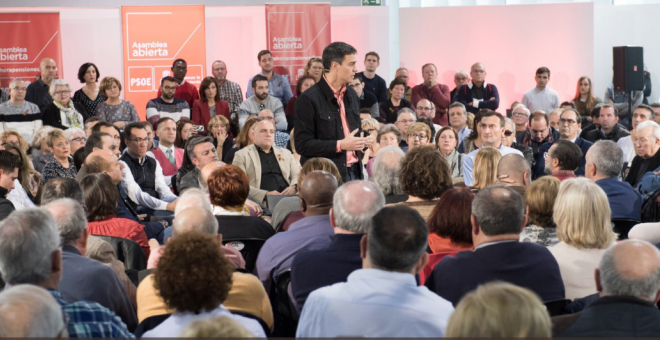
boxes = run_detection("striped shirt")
[146,97,190,129]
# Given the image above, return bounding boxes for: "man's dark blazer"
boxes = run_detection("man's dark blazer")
[625,149,660,187]
[534,137,593,179]
[294,76,363,183]
[424,241,565,306]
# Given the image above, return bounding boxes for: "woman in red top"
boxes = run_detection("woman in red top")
[191,77,230,135]
[80,172,150,257]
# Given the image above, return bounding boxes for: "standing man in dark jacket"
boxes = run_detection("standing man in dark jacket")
[0,150,20,221]
[294,42,373,182]
[455,62,500,114]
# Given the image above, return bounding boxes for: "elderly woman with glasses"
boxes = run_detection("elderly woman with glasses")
[42,129,77,184]
[503,118,534,165]
[42,79,89,131]
[64,127,87,155]
[403,122,431,152]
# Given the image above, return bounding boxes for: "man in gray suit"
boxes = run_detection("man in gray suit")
[234,118,300,203]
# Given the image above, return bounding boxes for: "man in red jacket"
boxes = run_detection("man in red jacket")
[411,63,451,126]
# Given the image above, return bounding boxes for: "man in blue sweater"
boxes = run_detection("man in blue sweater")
[356,52,387,103]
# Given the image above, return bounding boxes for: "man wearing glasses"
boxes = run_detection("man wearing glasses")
[0,78,42,144]
[534,108,593,179]
[455,63,500,114]
[415,99,441,138]
[394,109,417,149]
[517,111,560,167]
[146,76,191,130]
[26,58,57,112]
[239,75,286,131]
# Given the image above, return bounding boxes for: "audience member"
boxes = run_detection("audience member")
[151,117,183,186]
[448,102,472,144]
[464,111,523,185]
[84,116,100,138]
[0,284,65,338]
[42,129,77,184]
[294,42,372,182]
[239,75,286,131]
[178,136,219,193]
[246,50,293,108]
[522,67,561,114]
[580,105,601,138]
[258,109,290,147]
[72,63,105,117]
[380,77,413,123]
[449,70,469,102]
[548,108,562,129]
[425,185,565,306]
[211,60,244,125]
[95,76,139,128]
[584,104,630,143]
[394,108,416,148]
[208,115,234,161]
[0,151,20,221]
[141,233,266,337]
[651,102,660,124]
[297,205,454,337]
[471,146,501,192]
[356,51,387,103]
[146,76,191,129]
[40,177,83,205]
[415,99,441,134]
[626,120,660,187]
[286,75,317,130]
[0,208,133,337]
[517,110,559,163]
[553,240,660,337]
[586,140,642,221]
[435,127,464,178]
[192,76,230,135]
[42,79,88,130]
[456,62,500,114]
[155,59,200,109]
[224,116,259,164]
[0,78,42,145]
[25,58,57,111]
[503,118,534,165]
[550,178,617,299]
[255,170,338,292]
[427,187,475,253]
[64,127,86,155]
[349,74,378,118]
[496,153,531,195]
[173,117,197,149]
[369,146,407,203]
[361,118,380,167]
[0,130,29,154]
[411,63,451,126]
[618,104,654,165]
[511,104,531,138]
[572,76,602,121]
[544,139,582,180]
[393,146,452,220]
[605,83,643,128]
[91,121,122,155]
[291,181,385,311]
[3,143,41,209]
[403,122,431,151]
[303,57,324,83]
[447,282,551,338]
[461,110,485,155]
[520,176,560,246]
[43,198,138,331]
[390,67,412,101]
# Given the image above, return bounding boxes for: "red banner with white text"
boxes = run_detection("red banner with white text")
[265,4,331,93]
[0,12,63,92]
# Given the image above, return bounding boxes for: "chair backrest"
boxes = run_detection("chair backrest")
[419,251,459,285]
[272,269,297,337]
[223,238,266,273]
[612,219,641,240]
[93,235,147,271]
[133,313,171,337]
[543,298,572,317]
[230,310,272,337]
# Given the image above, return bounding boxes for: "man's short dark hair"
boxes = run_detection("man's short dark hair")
[77,63,100,84]
[561,108,582,125]
[156,117,176,129]
[322,42,357,72]
[480,110,505,127]
[0,151,20,174]
[251,75,268,90]
[590,105,602,119]
[550,140,582,171]
[41,178,84,205]
[85,116,100,128]
[172,58,186,68]
[536,67,550,76]
[598,103,618,117]
[124,122,146,141]
[365,51,380,62]
[161,76,177,86]
[84,132,110,157]
[650,103,660,109]
[636,104,655,119]
[257,50,272,62]
[560,101,576,109]
[369,205,428,272]
[91,121,114,134]
[530,110,549,125]
[472,185,525,236]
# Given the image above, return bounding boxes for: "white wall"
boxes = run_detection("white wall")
[594,4,660,103]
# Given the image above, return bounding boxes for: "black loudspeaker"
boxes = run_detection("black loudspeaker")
[613,46,644,92]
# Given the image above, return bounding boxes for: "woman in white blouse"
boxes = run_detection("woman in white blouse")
[549,178,617,300]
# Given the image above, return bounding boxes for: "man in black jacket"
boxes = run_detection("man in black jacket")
[295,42,373,182]
[0,150,20,221]
[584,104,630,143]
[553,240,660,337]
[625,120,660,186]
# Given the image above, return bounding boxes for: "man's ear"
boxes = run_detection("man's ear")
[329,208,337,229]
[471,214,480,236]
[360,234,368,260]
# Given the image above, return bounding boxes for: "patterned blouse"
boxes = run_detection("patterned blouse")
[73,89,105,117]
[42,156,77,184]
[520,224,559,247]
[95,100,139,124]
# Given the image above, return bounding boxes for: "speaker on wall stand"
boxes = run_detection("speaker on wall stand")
[613,46,644,128]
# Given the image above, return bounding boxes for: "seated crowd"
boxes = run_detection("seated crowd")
[1,42,660,338]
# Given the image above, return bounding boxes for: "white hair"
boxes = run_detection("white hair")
[333,180,385,233]
[64,127,86,139]
[48,79,70,97]
[175,188,212,216]
[0,285,64,337]
[599,240,660,301]
[512,104,531,117]
[8,78,29,90]
[370,146,405,196]
[32,125,56,149]
[455,70,469,78]
[636,120,660,141]
[172,208,218,237]
[43,198,87,247]
[504,118,515,131]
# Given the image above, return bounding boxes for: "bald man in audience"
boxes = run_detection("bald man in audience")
[415,99,441,135]
[0,285,64,337]
[496,153,531,196]
[553,240,660,337]
[25,58,57,111]
[255,170,338,292]
[136,207,273,328]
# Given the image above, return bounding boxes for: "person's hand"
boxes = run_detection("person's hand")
[489,97,496,101]
[654,170,660,176]
[340,129,366,151]
[214,130,228,145]
[466,102,473,107]
[364,134,375,148]
[137,214,147,221]
[267,191,281,196]
[244,199,262,217]
[281,186,296,195]
[166,199,178,212]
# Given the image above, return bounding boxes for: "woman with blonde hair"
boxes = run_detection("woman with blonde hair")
[572,76,602,121]
[207,115,233,162]
[446,282,551,338]
[41,128,77,184]
[30,125,55,172]
[520,176,561,247]
[361,118,381,170]
[303,57,324,83]
[470,147,501,192]
[0,130,30,154]
[549,177,617,299]
[404,122,431,151]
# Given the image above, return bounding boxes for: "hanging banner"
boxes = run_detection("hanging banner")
[265,4,331,94]
[0,12,63,92]
[121,5,206,120]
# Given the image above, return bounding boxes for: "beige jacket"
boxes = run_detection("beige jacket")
[233,144,300,202]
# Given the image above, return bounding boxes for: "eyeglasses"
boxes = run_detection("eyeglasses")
[11,87,27,92]
[504,130,514,137]
[416,106,433,111]
[258,104,266,111]
[409,134,428,140]
[55,90,71,95]
[128,137,149,144]
[259,116,274,120]
[71,137,87,143]
[397,119,416,124]
[162,86,177,91]
[559,118,577,126]
[512,112,528,117]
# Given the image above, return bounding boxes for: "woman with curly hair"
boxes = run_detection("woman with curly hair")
[388,146,452,220]
[143,232,266,337]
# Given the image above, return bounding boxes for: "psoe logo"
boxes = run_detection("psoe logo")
[272,37,302,51]
[0,47,29,61]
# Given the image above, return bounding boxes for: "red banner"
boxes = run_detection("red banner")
[265,4,331,93]
[0,12,63,91]
[122,5,206,120]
